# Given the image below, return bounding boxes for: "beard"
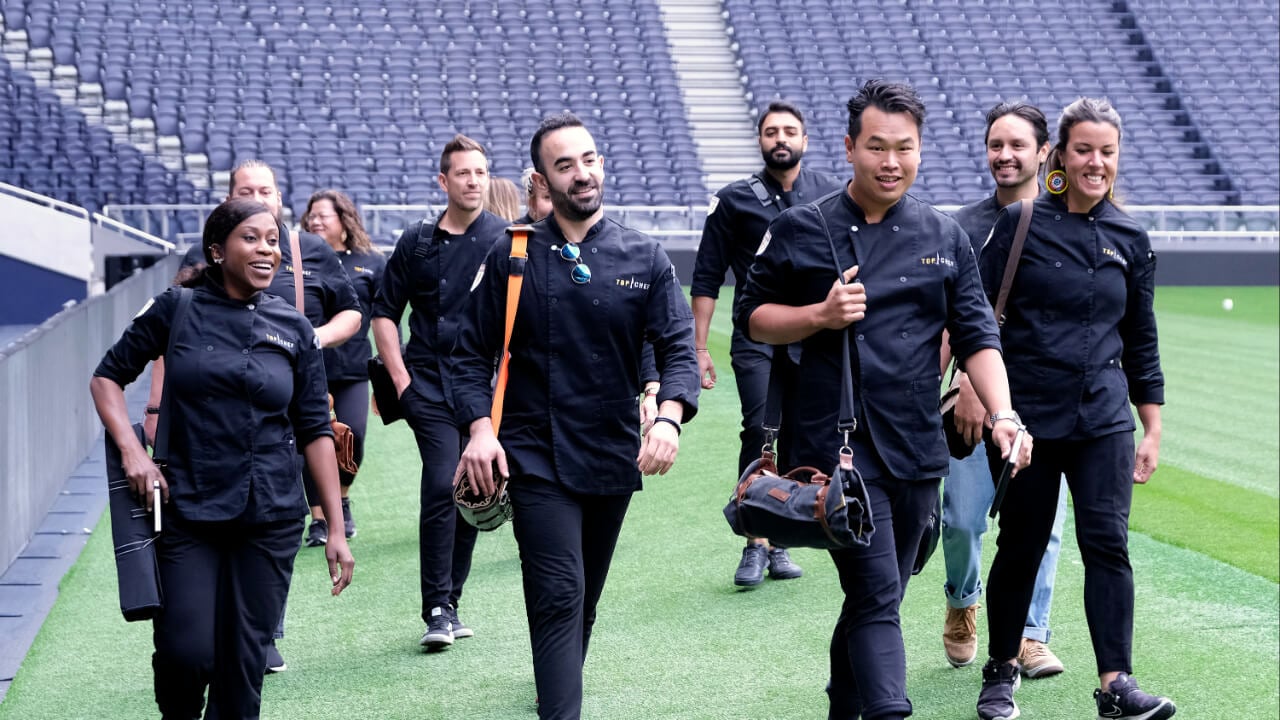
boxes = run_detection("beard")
[762,143,803,171]
[551,179,603,222]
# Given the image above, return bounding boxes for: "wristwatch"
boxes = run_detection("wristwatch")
[990,410,1023,428]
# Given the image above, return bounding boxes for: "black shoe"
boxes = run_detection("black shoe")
[734,543,768,587]
[264,640,287,674]
[977,659,1021,720]
[419,606,454,651]
[304,518,328,547]
[1094,673,1176,720]
[767,547,803,580]
[446,604,473,639]
[341,498,357,539]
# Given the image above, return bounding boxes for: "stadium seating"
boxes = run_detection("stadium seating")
[1,0,1277,221]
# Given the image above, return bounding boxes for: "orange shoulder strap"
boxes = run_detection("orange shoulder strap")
[489,226,531,433]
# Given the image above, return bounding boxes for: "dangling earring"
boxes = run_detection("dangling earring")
[213,257,224,265]
[1045,170,1068,195]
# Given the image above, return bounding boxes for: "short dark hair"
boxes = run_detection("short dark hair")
[440,134,487,175]
[227,159,278,194]
[984,101,1050,148]
[846,80,926,143]
[757,100,806,135]
[202,197,274,273]
[529,112,586,174]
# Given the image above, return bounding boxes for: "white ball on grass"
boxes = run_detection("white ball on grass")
[1222,298,1234,311]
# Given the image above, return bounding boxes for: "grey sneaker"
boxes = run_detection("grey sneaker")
[341,497,357,539]
[420,606,454,651]
[767,547,803,579]
[447,605,473,639]
[1094,673,1176,720]
[304,518,328,547]
[264,640,287,674]
[977,659,1021,720]
[734,543,768,586]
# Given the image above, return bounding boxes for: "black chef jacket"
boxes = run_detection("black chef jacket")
[952,194,1004,256]
[323,247,386,382]
[980,193,1163,440]
[737,190,1001,481]
[371,211,510,374]
[691,167,844,317]
[266,224,361,327]
[95,280,333,523]
[451,215,701,495]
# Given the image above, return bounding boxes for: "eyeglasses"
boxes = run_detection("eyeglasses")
[553,243,591,284]
[309,212,338,222]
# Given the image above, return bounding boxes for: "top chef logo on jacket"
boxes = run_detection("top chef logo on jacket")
[919,252,956,268]
[616,276,651,291]
[265,332,295,350]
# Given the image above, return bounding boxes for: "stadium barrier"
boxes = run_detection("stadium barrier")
[0,256,176,571]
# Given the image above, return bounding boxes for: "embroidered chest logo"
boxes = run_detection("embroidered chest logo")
[616,276,651,291]
[353,265,375,275]
[265,332,295,350]
[1101,247,1128,268]
[919,253,956,268]
[285,264,313,277]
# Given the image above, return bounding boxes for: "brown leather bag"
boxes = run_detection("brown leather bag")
[330,393,359,476]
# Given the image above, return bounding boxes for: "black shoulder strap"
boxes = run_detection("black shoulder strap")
[153,288,193,465]
[411,218,434,259]
[747,174,774,207]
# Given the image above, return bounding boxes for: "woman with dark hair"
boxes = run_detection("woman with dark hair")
[90,198,354,719]
[302,189,386,539]
[974,98,1174,720]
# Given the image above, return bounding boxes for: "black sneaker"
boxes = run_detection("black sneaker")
[341,498,357,539]
[1094,673,1176,720]
[420,606,454,651]
[734,543,768,587]
[304,518,328,547]
[264,640,287,674]
[767,547,803,580]
[447,605,473,639]
[977,659,1021,720]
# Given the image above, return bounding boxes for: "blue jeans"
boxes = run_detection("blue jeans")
[941,440,1065,642]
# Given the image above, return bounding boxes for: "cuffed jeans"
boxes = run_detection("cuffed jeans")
[941,440,1065,642]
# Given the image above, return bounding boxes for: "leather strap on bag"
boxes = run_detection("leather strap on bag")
[154,288,193,466]
[994,198,1034,327]
[489,226,532,432]
[288,228,305,313]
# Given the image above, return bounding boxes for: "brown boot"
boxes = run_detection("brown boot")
[943,603,979,668]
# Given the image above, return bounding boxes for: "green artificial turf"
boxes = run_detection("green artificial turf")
[0,287,1276,719]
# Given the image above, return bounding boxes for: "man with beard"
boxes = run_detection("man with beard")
[691,100,843,587]
[371,135,510,652]
[940,102,1068,679]
[451,112,700,720]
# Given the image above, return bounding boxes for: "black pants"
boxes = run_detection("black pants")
[826,476,938,720]
[301,379,369,504]
[509,476,632,720]
[400,368,478,618]
[152,513,302,720]
[985,431,1135,675]
[729,329,776,476]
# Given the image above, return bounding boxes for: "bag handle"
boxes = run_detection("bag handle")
[489,226,531,433]
[812,205,859,442]
[153,287,193,466]
[288,227,305,314]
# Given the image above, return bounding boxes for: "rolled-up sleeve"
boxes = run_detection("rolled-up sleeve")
[1120,231,1164,405]
[947,222,1002,365]
[289,324,335,445]
[371,224,416,323]
[645,244,699,421]
[94,289,175,388]
[690,189,732,300]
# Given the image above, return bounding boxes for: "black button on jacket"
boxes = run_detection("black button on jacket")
[980,193,1163,440]
[737,190,1001,481]
[95,281,333,523]
[451,215,700,495]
